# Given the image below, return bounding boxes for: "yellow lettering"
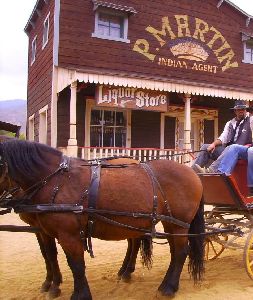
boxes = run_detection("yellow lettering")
[213,41,231,56]
[175,15,191,38]
[192,18,209,42]
[146,17,176,47]
[133,39,156,61]
[217,50,239,71]
[206,27,225,49]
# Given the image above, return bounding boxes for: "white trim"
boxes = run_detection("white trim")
[57,67,253,101]
[28,114,35,141]
[42,12,50,49]
[39,105,48,144]
[51,66,58,147]
[53,0,60,66]
[91,32,130,43]
[39,105,48,114]
[31,36,37,65]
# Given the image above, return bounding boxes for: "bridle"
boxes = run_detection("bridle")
[0,154,71,209]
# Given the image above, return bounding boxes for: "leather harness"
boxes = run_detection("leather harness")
[0,155,193,257]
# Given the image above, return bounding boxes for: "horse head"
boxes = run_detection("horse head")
[0,139,63,204]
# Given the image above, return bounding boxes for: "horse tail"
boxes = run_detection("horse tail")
[188,195,205,282]
[140,237,153,269]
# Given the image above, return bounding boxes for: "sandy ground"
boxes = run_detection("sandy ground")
[1,212,253,300]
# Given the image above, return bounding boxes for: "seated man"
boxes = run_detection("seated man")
[192,100,253,173]
[196,144,253,195]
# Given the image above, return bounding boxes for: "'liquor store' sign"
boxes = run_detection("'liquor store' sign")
[96,85,168,112]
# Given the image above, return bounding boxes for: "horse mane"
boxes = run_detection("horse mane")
[0,139,62,182]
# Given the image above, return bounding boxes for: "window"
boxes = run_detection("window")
[31,36,37,65]
[90,109,126,147]
[92,9,130,43]
[242,33,253,64]
[28,115,35,141]
[39,106,48,144]
[42,13,50,49]
[243,40,253,64]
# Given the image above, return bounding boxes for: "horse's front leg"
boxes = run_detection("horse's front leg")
[118,238,141,281]
[37,233,62,298]
[60,234,92,300]
[158,230,189,297]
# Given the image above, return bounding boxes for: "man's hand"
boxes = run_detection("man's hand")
[207,143,216,152]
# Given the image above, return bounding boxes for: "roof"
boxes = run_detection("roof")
[24,0,253,34]
[0,121,21,138]
[220,0,253,27]
[92,0,137,14]
[24,0,48,34]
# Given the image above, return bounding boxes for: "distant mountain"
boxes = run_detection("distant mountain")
[0,99,27,134]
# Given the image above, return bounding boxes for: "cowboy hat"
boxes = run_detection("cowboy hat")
[230,100,249,110]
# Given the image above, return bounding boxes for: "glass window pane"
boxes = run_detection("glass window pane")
[97,13,123,38]
[98,25,110,36]
[90,126,102,147]
[103,127,114,147]
[104,110,114,125]
[91,110,101,125]
[110,27,121,38]
[116,112,125,126]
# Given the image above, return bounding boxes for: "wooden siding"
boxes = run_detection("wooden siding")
[131,110,161,148]
[58,0,253,93]
[27,0,55,143]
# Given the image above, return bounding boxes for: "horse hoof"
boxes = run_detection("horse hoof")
[120,273,132,282]
[158,286,177,298]
[40,280,52,293]
[48,285,61,299]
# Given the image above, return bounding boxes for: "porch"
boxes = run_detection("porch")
[66,146,195,164]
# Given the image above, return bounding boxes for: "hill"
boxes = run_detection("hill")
[0,100,27,134]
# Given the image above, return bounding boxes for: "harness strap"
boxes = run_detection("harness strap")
[81,165,101,258]
[141,163,158,238]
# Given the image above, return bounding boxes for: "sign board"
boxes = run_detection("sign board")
[96,85,168,112]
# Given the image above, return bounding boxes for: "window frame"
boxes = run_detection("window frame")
[42,12,50,49]
[39,105,48,144]
[92,8,130,43]
[31,36,37,65]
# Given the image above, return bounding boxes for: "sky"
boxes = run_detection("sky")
[0,0,253,101]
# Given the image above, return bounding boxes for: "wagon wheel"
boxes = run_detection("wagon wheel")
[243,229,253,280]
[204,211,228,261]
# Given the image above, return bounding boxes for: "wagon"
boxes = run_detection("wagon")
[199,160,253,279]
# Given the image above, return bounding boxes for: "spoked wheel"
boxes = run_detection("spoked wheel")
[243,229,253,280]
[204,211,228,261]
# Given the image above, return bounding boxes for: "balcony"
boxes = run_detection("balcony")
[75,146,194,164]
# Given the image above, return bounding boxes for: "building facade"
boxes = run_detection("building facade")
[25,0,253,160]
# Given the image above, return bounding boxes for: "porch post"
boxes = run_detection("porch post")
[67,81,78,157]
[183,93,192,164]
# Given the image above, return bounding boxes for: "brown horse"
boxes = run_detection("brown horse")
[0,139,205,299]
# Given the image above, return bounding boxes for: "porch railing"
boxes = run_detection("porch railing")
[77,146,195,164]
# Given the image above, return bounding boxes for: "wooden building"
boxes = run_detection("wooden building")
[25,0,253,161]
